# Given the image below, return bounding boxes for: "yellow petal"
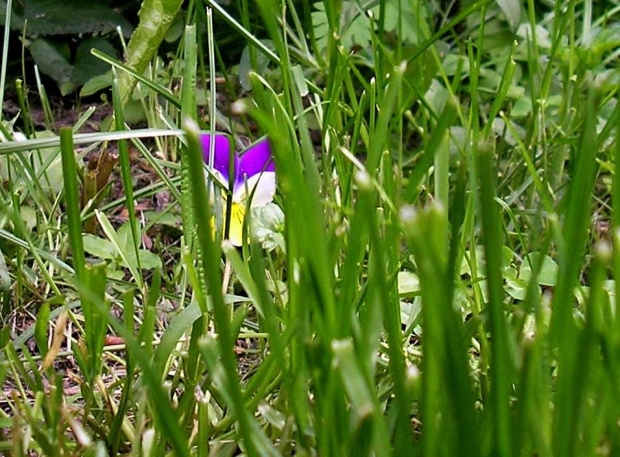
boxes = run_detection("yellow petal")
[228,203,246,246]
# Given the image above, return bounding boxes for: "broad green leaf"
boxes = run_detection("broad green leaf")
[397,271,420,295]
[129,250,162,270]
[497,0,521,29]
[28,37,73,86]
[83,234,116,260]
[239,41,273,91]
[71,37,117,86]
[505,276,529,300]
[23,0,132,36]
[519,252,559,287]
[80,71,113,97]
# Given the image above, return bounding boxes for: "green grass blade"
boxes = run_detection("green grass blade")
[475,138,514,456]
[59,128,85,282]
[0,128,183,155]
[95,210,143,288]
[401,202,479,456]
[0,0,12,118]
[81,262,108,380]
[112,69,142,274]
[551,89,599,457]
[90,49,180,108]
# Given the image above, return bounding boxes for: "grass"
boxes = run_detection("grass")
[1,0,620,455]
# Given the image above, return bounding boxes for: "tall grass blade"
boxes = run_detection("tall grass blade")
[112,69,142,274]
[474,139,513,456]
[59,128,85,281]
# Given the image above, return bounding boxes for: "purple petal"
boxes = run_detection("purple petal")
[237,139,275,186]
[200,133,238,183]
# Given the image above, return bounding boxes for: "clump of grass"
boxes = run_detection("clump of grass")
[1,0,620,456]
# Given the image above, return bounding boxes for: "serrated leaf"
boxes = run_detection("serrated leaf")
[24,0,132,36]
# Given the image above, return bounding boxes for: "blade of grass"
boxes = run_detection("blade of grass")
[112,69,142,275]
[401,202,479,456]
[90,50,181,109]
[0,129,183,155]
[551,88,599,457]
[95,210,143,289]
[0,0,12,118]
[59,128,85,282]
[474,138,513,457]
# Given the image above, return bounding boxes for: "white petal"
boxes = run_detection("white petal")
[233,172,276,208]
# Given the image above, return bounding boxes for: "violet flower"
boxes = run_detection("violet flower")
[200,133,276,246]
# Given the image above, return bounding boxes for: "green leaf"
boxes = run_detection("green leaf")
[29,37,73,86]
[34,303,50,358]
[497,0,522,29]
[80,71,113,97]
[397,271,419,295]
[400,299,422,329]
[95,210,143,288]
[118,0,184,103]
[83,234,116,260]
[0,0,24,29]
[505,275,528,300]
[153,301,202,375]
[71,37,117,86]
[131,250,162,270]
[24,0,132,36]
[382,1,429,44]
[114,223,161,270]
[164,10,185,43]
[520,252,559,287]
[239,41,272,91]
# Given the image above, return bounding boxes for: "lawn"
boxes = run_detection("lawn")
[1,0,620,456]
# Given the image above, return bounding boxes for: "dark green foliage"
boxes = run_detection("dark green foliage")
[1,0,135,94]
